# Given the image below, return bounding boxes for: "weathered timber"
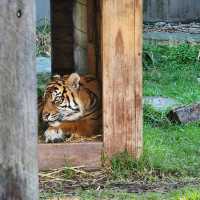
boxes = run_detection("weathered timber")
[167,103,200,124]
[38,142,103,170]
[96,0,103,82]
[0,0,38,199]
[51,0,74,74]
[73,0,88,74]
[51,0,99,76]
[102,0,143,158]
[87,0,98,76]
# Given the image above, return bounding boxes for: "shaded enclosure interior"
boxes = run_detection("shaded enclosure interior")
[38,0,103,143]
[51,0,101,78]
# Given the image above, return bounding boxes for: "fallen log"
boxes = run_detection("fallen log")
[167,103,200,124]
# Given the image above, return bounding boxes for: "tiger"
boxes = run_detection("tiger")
[42,73,101,143]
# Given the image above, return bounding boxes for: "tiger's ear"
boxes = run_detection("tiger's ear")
[67,73,80,89]
[52,74,61,81]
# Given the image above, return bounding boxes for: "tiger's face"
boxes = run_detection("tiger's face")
[42,73,84,123]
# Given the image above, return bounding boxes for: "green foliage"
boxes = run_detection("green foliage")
[143,50,155,70]
[167,44,200,65]
[78,190,137,200]
[169,187,200,200]
[62,167,76,179]
[110,151,153,180]
[36,18,51,56]
[37,73,50,97]
[143,43,200,104]
[143,104,171,127]
[142,43,200,177]
[144,122,200,177]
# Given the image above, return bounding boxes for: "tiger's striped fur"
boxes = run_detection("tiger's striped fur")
[42,73,101,143]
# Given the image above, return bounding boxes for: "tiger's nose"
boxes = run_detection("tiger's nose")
[43,112,50,120]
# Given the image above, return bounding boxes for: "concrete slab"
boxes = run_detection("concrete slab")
[144,96,180,111]
[144,32,200,45]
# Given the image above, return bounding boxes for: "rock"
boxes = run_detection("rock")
[144,22,200,35]
[144,32,200,45]
[189,28,200,34]
[155,22,166,27]
[197,78,200,83]
[167,103,200,124]
[144,96,180,111]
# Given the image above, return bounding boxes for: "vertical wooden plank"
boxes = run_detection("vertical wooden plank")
[51,0,74,74]
[102,0,143,158]
[73,0,88,74]
[0,0,38,199]
[133,0,143,158]
[96,0,103,82]
[87,0,97,76]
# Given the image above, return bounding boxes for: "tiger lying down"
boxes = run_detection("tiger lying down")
[42,73,101,143]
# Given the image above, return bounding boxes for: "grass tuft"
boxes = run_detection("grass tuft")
[111,151,153,180]
[143,104,171,128]
[36,18,51,57]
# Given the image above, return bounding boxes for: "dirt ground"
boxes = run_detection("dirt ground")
[39,168,200,195]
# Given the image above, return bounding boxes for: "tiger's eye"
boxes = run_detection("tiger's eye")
[55,96,63,104]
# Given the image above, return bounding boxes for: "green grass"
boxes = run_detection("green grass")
[109,122,200,179]
[77,187,200,200]
[36,18,51,56]
[144,123,200,177]
[142,43,200,177]
[40,186,200,200]
[37,72,50,97]
[144,43,200,104]
[40,187,200,200]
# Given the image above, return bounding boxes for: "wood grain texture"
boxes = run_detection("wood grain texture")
[74,0,89,74]
[96,0,103,82]
[38,142,103,170]
[0,0,38,199]
[133,0,143,159]
[102,0,143,158]
[87,0,98,76]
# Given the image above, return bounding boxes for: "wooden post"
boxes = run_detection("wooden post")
[102,0,143,158]
[73,0,88,74]
[51,0,74,74]
[87,0,98,76]
[0,0,38,199]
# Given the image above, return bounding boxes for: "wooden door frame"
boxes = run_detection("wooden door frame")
[38,0,143,170]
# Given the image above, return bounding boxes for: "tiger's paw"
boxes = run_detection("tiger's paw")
[44,128,66,143]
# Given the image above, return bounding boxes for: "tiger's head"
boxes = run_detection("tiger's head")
[42,73,86,123]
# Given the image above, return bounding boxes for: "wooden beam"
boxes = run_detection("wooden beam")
[133,0,143,159]
[38,142,103,170]
[87,0,98,76]
[74,0,88,74]
[0,0,38,199]
[102,0,143,158]
[51,0,74,75]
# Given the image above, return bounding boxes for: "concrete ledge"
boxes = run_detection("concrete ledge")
[144,32,200,45]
